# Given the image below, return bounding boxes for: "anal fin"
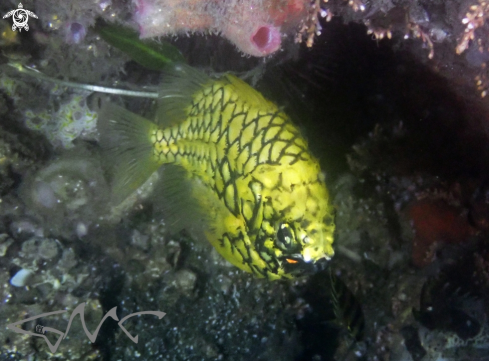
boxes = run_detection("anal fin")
[153,164,231,245]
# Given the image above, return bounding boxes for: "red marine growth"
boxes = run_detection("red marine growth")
[407,199,477,267]
[132,0,307,57]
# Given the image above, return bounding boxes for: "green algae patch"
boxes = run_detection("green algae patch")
[95,20,185,70]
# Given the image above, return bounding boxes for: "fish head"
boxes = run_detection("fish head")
[248,163,335,279]
[270,217,334,278]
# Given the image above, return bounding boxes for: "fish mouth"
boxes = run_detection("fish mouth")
[281,254,328,276]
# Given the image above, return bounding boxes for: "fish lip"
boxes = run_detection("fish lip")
[281,254,322,276]
[283,253,305,262]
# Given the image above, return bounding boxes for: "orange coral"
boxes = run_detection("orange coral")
[407,199,477,267]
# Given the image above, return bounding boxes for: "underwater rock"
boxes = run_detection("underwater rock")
[57,247,78,272]
[0,222,108,360]
[0,69,102,150]
[469,181,489,231]
[157,268,199,307]
[333,174,407,269]
[169,269,197,294]
[38,238,59,260]
[9,218,44,240]
[23,93,98,149]
[0,234,13,257]
[407,254,489,360]
[0,301,102,360]
[312,0,489,100]
[113,269,300,361]
[0,125,49,196]
[20,149,109,239]
[64,21,88,44]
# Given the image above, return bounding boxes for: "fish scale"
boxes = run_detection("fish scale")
[100,66,335,280]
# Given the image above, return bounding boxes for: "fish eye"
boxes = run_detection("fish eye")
[276,223,297,252]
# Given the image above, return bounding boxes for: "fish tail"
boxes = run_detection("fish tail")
[98,102,160,205]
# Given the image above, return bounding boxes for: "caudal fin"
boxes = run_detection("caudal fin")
[98,102,160,205]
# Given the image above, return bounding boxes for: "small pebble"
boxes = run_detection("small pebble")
[10,268,34,287]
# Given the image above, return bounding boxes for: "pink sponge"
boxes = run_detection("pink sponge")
[133,0,214,38]
[220,3,283,57]
[132,0,307,57]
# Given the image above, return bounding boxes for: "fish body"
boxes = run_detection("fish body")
[99,64,335,280]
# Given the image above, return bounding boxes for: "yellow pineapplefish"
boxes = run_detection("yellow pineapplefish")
[99,64,335,280]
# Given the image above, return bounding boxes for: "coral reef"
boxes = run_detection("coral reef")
[23,93,98,149]
[346,121,488,268]
[407,198,477,267]
[312,151,489,361]
[7,0,489,105]
[0,0,128,85]
[0,71,99,149]
[286,0,489,119]
[2,0,489,360]
[132,0,307,57]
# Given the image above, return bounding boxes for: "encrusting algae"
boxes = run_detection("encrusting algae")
[99,64,335,280]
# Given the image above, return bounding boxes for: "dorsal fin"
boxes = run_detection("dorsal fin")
[155,64,211,127]
[155,65,278,127]
[223,74,276,111]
